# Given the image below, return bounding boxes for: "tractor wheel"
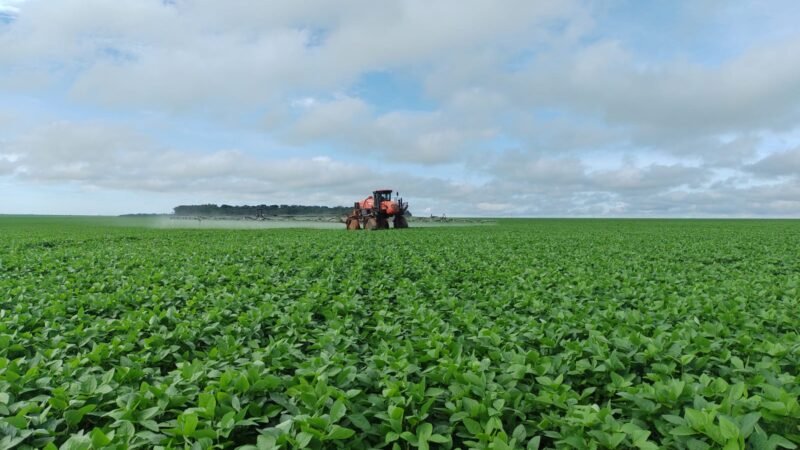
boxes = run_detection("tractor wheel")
[365,217,379,230]
[377,217,390,230]
[394,215,408,229]
[346,217,361,230]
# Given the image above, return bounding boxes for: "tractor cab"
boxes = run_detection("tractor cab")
[346,189,409,230]
[372,189,393,205]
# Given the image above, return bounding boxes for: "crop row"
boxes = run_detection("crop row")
[1,218,798,449]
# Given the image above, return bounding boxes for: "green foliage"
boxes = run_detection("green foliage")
[1,217,799,449]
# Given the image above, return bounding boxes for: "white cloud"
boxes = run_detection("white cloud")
[1,120,474,212]
[476,202,513,212]
[0,0,25,14]
[5,121,360,191]
[507,36,800,140]
[2,1,800,216]
[589,163,708,192]
[0,0,584,112]
[4,118,800,216]
[283,96,494,164]
[746,147,800,177]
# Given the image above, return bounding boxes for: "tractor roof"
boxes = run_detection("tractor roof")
[374,189,393,194]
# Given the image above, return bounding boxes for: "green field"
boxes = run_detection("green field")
[1,217,799,449]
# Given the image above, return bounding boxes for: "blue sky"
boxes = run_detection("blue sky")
[1,0,800,216]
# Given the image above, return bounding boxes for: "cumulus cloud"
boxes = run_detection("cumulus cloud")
[460,35,800,140]
[283,96,494,164]
[0,154,17,175]
[4,119,800,216]
[644,180,800,216]
[590,163,708,192]
[2,1,800,216]
[423,31,800,164]
[0,0,25,14]
[6,121,364,192]
[1,120,482,212]
[746,147,800,177]
[0,0,582,111]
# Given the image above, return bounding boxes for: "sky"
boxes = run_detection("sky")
[1,0,800,217]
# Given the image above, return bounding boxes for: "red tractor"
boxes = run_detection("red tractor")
[346,189,409,230]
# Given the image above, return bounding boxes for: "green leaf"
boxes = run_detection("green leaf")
[199,392,216,418]
[608,432,626,448]
[723,439,739,450]
[95,384,113,395]
[637,442,660,450]
[181,413,198,436]
[686,439,711,450]
[330,399,347,423]
[513,424,527,442]
[4,415,26,430]
[134,430,165,445]
[140,420,159,432]
[718,416,739,440]
[59,434,91,450]
[235,375,250,393]
[662,415,685,425]
[463,417,483,435]
[347,413,371,431]
[0,434,29,450]
[388,406,404,421]
[486,416,503,435]
[296,432,313,448]
[49,397,68,411]
[400,431,418,445]
[429,434,449,443]
[562,435,585,448]
[417,422,433,440]
[493,436,512,450]
[769,435,798,449]
[90,428,111,447]
[219,411,236,430]
[684,409,707,430]
[325,425,355,440]
[138,406,161,421]
[256,435,278,450]
[65,404,96,427]
[727,383,745,402]
[738,412,760,438]
[671,426,698,436]
[192,428,217,439]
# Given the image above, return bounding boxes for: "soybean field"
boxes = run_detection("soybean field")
[1,217,798,449]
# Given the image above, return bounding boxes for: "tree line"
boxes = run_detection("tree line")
[173,204,352,217]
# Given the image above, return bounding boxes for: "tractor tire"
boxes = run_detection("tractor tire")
[346,217,361,230]
[394,215,408,229]
[365,217,379,230]
[377,217,390,230]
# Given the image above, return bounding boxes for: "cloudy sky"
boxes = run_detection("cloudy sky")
[1,0,800,216]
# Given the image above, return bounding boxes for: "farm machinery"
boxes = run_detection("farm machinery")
[346,189,409,230]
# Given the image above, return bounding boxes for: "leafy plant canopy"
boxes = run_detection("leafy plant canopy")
[1,217,798,449]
